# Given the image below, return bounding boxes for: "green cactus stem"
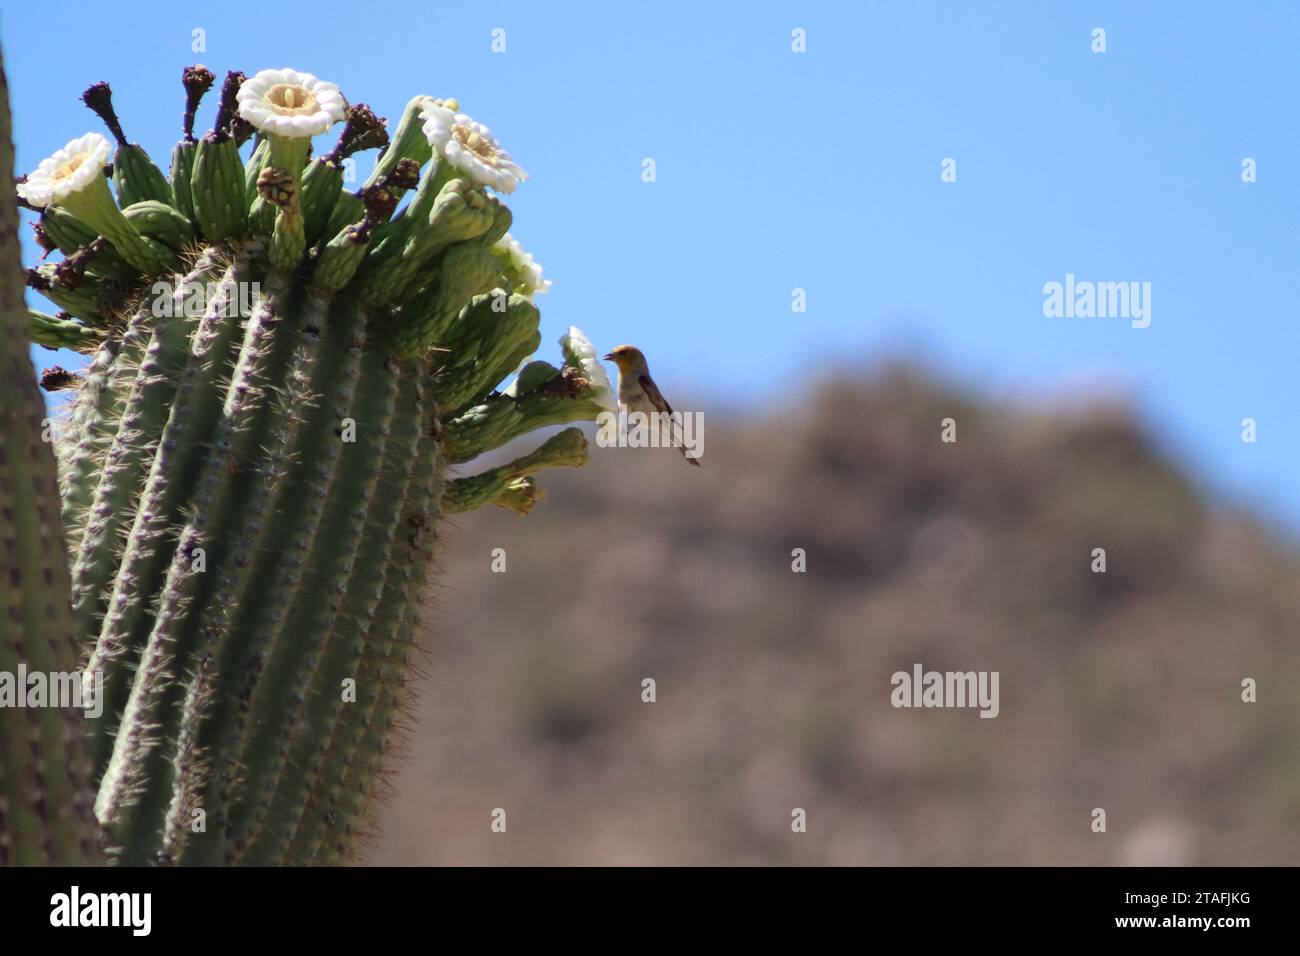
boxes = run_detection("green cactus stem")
[443,427,589,514]
[0,46,101,866]
[27,309,98,351]
[6,59,617,865]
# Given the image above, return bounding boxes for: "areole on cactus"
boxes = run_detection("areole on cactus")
[4,59,614,865]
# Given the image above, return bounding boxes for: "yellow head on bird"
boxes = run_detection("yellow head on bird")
[603,345,647,374]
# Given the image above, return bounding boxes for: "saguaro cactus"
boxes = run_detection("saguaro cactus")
[0,47,101,867]
[6,61,615,865]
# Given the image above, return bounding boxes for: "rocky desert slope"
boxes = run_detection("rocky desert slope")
[369,367,1300,865]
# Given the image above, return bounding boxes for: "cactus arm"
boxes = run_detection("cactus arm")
[442,388,611,464]
[26,265,106,324]
[443,427,588,514]
[0,45,99,866]
[26,310,99,351]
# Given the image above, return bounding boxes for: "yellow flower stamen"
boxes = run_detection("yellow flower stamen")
[265,84,320,115]
[453,125,499,164]
[53,155,88,182]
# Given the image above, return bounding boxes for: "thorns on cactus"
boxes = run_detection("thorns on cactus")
[8,60,616,865]
[0,46,102,867]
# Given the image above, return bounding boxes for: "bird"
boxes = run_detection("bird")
[603,345,701,467]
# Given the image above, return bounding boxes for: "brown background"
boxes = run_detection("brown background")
[368,369,1300,865]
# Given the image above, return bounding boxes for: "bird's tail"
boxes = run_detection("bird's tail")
[649,407,701,467]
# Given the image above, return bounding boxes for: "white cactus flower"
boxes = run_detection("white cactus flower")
[419,102,528,194]
[560,326,616,412]
[17,133,112,208]
[237,68,347,139]
[493,233,551,298]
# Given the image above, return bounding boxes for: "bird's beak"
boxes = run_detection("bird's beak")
[602,352,614,361]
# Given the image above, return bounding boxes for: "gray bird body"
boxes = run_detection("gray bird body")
[604,345,701,467]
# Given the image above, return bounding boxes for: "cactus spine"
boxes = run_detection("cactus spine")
[6,61,615,864]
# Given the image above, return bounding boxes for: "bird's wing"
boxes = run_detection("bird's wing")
[638,373,673,415]
[639,373,699,465]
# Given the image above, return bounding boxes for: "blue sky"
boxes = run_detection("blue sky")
[6,2,1300,531]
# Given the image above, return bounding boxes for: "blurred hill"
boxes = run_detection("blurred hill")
[368,366,1300,865]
